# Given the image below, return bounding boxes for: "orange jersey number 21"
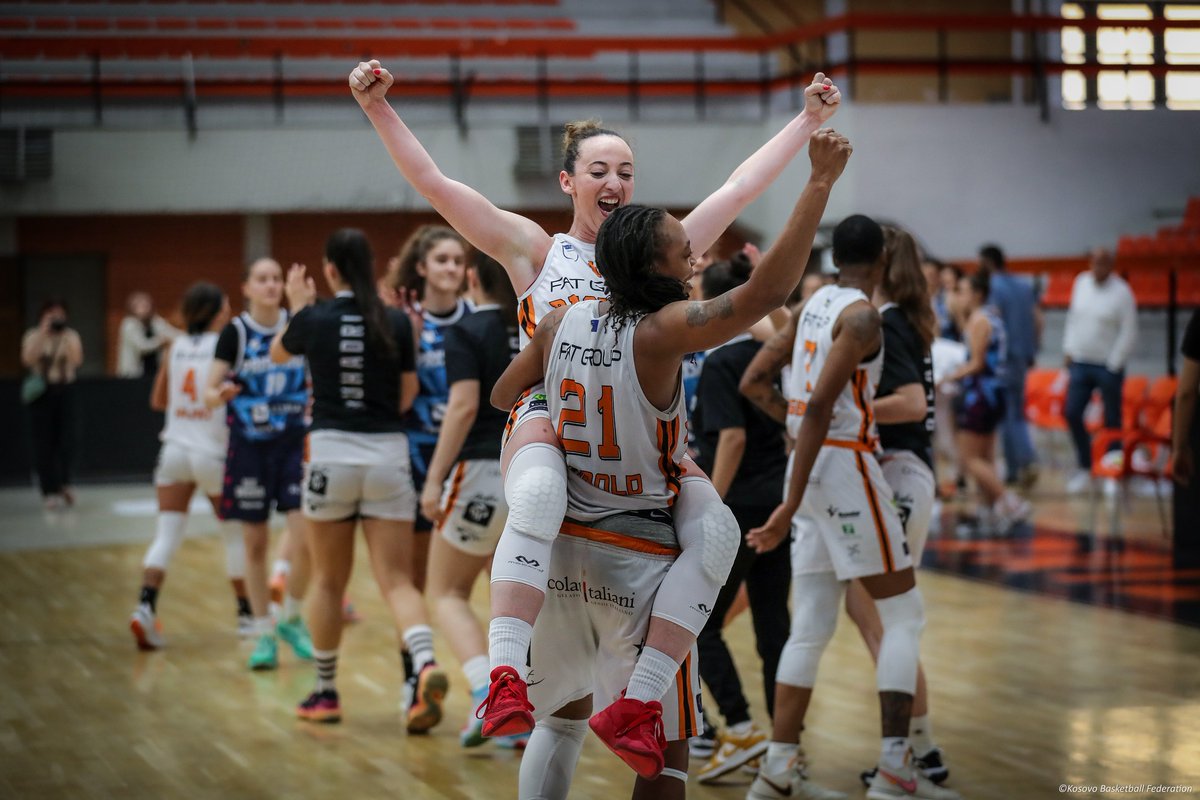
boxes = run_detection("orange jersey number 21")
[557,379,621,461]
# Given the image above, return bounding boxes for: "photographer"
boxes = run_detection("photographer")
[21,299,84,510]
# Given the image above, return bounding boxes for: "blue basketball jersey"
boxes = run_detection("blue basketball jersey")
[405,298,472,447]
[225,312,308,441]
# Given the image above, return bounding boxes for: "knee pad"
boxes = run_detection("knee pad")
[676,478,739,584]
[505,443,568,544]
[143,511,187,571]
[222,522,245,579]
[875,587,925,695]
[776,572,843,688]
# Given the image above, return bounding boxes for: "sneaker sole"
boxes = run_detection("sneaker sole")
[697,739,769,783]
[130,618,161,651]
[406,669,449,734]
[297,708,341,724]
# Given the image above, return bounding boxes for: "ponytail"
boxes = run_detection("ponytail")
[325,228,396,355]
[882,226,937,348]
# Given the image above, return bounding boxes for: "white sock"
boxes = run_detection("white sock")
[488,616,533,679]
[763,741,798,775]
[314,648,338,692]
[255,615,274,637]
[271,558,290,578]
[624,646,678,704]
[463,655,491,696]
[880,736,909,771]
[402,625,435,673]
[282,593,301,622]
[518,717,588,800]
[909,715,935,755]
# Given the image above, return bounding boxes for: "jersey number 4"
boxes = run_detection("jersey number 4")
[180,368,198,402]
[557,379,621,461]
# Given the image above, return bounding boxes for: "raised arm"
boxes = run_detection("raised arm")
[641,129,851,360]
[350,61,551,292]
[740,312,800,426]
[681,73,841,256]
[747,302,881,552]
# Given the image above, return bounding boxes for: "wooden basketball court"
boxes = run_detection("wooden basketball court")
[1,485,1197,799]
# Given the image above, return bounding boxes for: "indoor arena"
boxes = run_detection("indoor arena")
[1,2,1198,799]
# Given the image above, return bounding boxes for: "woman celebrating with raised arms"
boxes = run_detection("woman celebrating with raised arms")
[349,59,841,736]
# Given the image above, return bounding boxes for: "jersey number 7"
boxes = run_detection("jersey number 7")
[557,379,621,461]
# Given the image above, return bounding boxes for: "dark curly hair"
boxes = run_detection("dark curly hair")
[594,205,688,332]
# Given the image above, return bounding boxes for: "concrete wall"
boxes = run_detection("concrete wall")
[3,104,1197,261]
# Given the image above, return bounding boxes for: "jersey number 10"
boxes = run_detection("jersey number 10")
[557,379,621,461]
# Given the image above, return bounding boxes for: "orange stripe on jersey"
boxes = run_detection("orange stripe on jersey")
[855,450,895,573]
[823,438,876,453]
[435,461,468,534]
[677,651,695,736]
[656,418,682,506]
[558,520,681,557]
[852,369,873,445]
[518,296,537,340]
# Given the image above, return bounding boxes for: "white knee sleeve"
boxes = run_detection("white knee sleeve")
[776,571,843,688]
[143,511,187,571]
[649,478,740,634]
[492,444,568,592]
[676,477,739,584]
[518,716,588,800]
[504,443,568,543]
[875,587,925,695]
[222,522,245,579]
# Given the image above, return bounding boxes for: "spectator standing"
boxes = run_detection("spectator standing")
[117,291,179,378]
[21,299,84,510]
[1061,248,1138,494]
[979,244,1040,487]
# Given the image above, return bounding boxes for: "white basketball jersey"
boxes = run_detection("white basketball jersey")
[517,233,607,349]
[545,301,685,521]
[161,332,228,459]
[786,284,883,446]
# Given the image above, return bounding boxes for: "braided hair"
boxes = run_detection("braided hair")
[594,204,688,332]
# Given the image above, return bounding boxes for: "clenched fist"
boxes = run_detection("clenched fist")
[807,128,852,185]
[802,72,842,123]
[349,60,394,107]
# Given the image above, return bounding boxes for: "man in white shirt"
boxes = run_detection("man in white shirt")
[1062,247,1138,493]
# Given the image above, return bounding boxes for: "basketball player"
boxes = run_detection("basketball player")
[269,229,448,731]
[204,258,313,671]
[380,223,472,698]
[488,128,851,793]
[739,215,960,800]
[348,60,841,737]
[130,283,249,650]
[943,269,1031,533]
[419,254,521,747]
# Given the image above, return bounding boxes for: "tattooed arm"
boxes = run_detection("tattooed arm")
[739,312,799,425]
[639,129,850,362]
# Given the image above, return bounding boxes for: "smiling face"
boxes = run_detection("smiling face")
[561,134,635,241]
[243,258,283,310]
[654,214,695,290]
[418,236,467,298]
